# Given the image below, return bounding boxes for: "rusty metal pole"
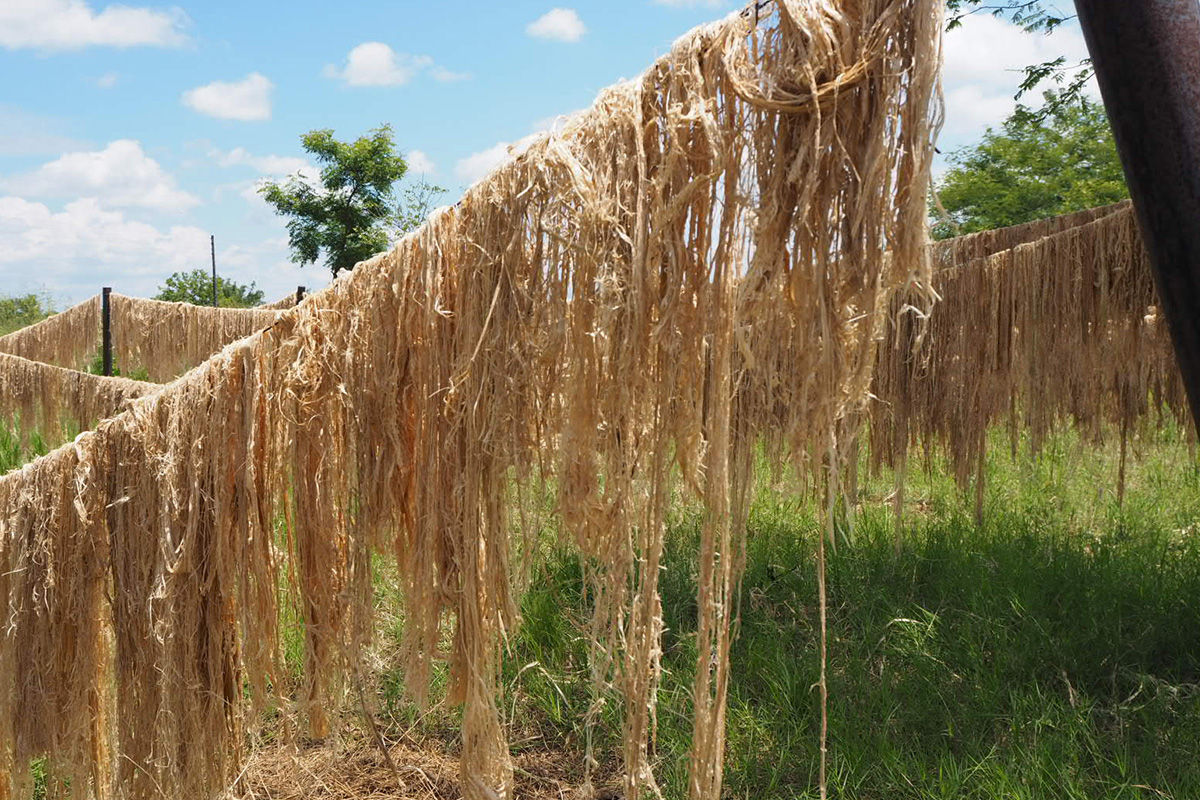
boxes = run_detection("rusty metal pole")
[1074,0,1200,429]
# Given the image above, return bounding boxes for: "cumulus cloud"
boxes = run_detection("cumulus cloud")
[182,73,273,122]
[0,0,188,50]
[323,43,468,87]
[0,197,208,299]
[526,8,585,42]
[652,0,723,6]
[941,15,1096,144]
[206,146,320,215]
[209,146,311,177]
[0,196,328,304]
[454,135,540,185]
[406,149,436,175]
[3,139,199,213]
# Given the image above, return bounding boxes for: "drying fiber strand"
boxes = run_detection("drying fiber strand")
[872,201,1184,497]
[109,294,280,382]
[0,352,156,452]
[0,3,943,799]
[0,296,101,373]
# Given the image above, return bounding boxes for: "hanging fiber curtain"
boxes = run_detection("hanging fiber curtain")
[0,2,942,798]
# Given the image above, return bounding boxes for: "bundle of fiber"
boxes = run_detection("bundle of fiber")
[109,294,280,381]
[0,352,157,452]
[0,296,100,372]
[0,2,943,799]
[1,349,281,800]
[871,202,1183,496]
[0,434,112,800]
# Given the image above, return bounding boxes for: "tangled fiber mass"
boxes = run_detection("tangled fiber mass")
[0,2,943,799]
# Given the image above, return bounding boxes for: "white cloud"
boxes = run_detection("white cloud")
[406,149,435,175]
[3,139,199,213]
[430,66,470,82]
[652,0,723,6]
[323,43,468,87]
[323,43,427,87]
[943,84,1018,138]
[207,177,283,219]
[455,143,509,185]
[94,71,118,88]
[182,73,273,122]
[0,196,329,305]
[0,197,208,299]
[215,237,331,301]
[0,103,88,156]
[454,135,541,185]
[210,146,311,177]
[941,15,1096,143]
[0,0,187,50]
[526,8,585,42]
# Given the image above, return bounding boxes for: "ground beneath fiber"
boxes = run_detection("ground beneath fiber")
[231,735,620,800]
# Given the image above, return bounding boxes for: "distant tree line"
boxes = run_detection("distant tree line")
[0,294,53,337]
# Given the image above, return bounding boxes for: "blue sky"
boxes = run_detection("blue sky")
[0,0,1092,307]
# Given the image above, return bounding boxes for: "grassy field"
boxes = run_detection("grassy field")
[7,417,1200,799]
[361,421,1200,799]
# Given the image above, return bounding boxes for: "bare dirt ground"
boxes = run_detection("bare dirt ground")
[230,732,621,800]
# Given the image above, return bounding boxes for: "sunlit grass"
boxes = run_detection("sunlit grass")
[366,422,1200,799]
[7,409,1199,798]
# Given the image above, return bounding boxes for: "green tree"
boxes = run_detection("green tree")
[932,93,1128,239]
[155,269,265,308]
[0,293,53,336]
[392,178,447,239]
[260,125,411,277]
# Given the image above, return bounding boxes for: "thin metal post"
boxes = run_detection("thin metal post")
[296,285,306,306]
[1075,0,1200,429]
[211,234,218,307]
[102,287,112,377]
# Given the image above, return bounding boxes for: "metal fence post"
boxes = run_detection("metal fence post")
[102,287,112,377]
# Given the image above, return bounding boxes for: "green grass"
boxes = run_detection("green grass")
[371,422,1200,799]
[0,413,92,475]
[0,417,54,474]
[7,404,1199,799]
[83,344,152,381]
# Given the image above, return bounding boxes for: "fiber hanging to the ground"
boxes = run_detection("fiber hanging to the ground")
[0,296,101,373]
[872,202,1184,495]
[0,2,942,799]
[109,294,280,382]
[0,352,156,452]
